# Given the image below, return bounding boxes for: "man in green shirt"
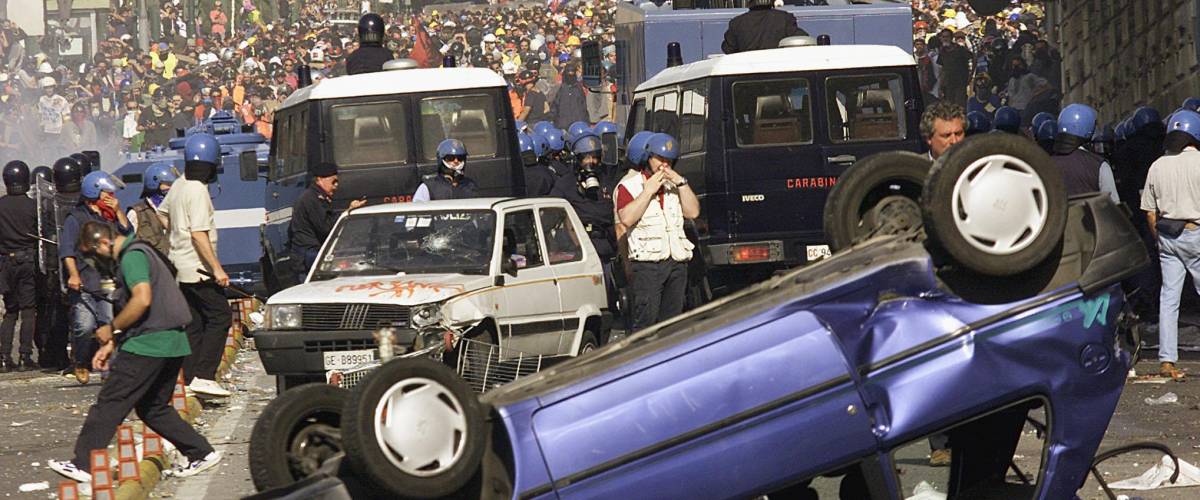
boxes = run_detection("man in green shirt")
[49,222,222,485]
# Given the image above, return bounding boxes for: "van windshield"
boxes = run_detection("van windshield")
[418,94,498,160]
[330,101,410,167]
[313,211,497,280]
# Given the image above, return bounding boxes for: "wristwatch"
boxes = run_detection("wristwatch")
[676,178,689,187]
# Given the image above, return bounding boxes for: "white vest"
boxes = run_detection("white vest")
[620,173,694,262]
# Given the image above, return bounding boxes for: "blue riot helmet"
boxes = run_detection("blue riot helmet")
[1090,122,1116,156]
[1115,119,1131,141]
[532,121,555,137]
[566,121,591,144]
[1130,106,1162,134]
[1183,97,1200,112]
[593,121,618,136]
[993,106,1020,134]
[645,133,680,162]
[436,138,468,179]
[81,171,119,200]
[1056,104,1097,139]
[571,133,603,156]
[542,130,565,155]
[144,162,178,195]
[625,130,654,168]
[965,111,993,136]
[1164,109,1200,154]
[1031,112,1055,133]
[1035,120,1057,154]
[518,132,538,166]
[184,133,220,183]
[531,133,550,161]
[3,160,30,195]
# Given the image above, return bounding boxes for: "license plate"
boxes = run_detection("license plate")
[323,349,376,370]
[806,245,832,261]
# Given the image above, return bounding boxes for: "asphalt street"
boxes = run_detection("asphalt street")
[0,344,1199,499]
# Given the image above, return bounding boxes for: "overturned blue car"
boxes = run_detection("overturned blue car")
[248,134,1152,499]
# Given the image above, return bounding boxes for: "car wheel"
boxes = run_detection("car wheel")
[342,358,486,499]
[579,330,599,355]
[249,384,347,492]
[922,134,1066,277]
[824,151,931,251]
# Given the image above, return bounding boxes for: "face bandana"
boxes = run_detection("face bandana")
[91,194,118,222]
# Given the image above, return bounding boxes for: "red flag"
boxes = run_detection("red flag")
[411,16,435,68]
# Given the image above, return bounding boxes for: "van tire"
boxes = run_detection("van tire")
[824,151,931,251]
[249,384,347,491]
[921,134,1066,277]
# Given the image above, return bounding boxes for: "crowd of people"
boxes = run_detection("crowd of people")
[911,1,1061,127]
[0,0,620,167]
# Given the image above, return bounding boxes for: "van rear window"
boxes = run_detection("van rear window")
[330,102,410,167]
[826,74,906,143]
[732,79,812,147]
[419,95,498,160]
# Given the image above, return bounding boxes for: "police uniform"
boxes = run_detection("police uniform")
[524,161,557,197]
[721,4,808,54]
[415,174,479,201]
[346,45,393,75]
[550,174,616,259]
[0,190,39,369]
[288,183,336,281]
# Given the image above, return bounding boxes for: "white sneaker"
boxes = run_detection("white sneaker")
[187,378,232,397]
[47,459,91,483]
[170,451,222,478]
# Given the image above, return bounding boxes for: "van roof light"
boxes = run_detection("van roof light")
[383,59,420,71]
[779,36,818,48]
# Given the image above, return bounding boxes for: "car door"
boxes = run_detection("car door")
[499,208,564,356]
[537,205,603,355]
[723,74,830,246]
[531,310,878,498]
[819,69,925,187]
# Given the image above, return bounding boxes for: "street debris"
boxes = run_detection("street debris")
[905,481,946,500]
[17,481,48,492]
[9,420,30,427]
[1110,456,1200,490]
[1144,392,1179,406]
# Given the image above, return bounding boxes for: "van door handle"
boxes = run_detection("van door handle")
[272,192,279,198]
[827,154,857,164]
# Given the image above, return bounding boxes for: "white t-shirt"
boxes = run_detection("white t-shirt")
[159,177,218,283]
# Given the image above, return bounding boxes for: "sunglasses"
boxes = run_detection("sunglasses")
[443,154,466,163]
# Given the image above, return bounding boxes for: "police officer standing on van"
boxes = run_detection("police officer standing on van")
[346,13,393,76]
[0,161,40,371]
[288,162,366,283]
[722,0,808,54]
[616,133,699,331]
[414,139,479,201]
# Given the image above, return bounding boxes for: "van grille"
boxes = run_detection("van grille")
[301,303,410,330]
[303,338,377,353]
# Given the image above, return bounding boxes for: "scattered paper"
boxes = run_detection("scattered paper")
[1110,456,1200,490]
[1144,392,1179,405]
[10,420,31,427]
[906,481,947,500]
[18,482,48,492]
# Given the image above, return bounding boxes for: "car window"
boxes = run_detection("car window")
[502,209,544,269]
[629,98,646,134]
[419,94,498,161]
[826,73,906,143]
[539,207,583,265]
[650,89,680,138]
[733,78,812,147]
[312,210,496,280]
[679,82,707,154]
[330,101,409,167]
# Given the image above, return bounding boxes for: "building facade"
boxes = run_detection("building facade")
[1046,0,1200,124]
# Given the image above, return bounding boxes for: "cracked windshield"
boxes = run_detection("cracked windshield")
[314,211,496,279]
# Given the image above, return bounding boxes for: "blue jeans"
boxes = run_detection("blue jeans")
[1157,227,1200,363]
[70,291,114,369]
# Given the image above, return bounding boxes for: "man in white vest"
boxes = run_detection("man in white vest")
[615,133,699,331]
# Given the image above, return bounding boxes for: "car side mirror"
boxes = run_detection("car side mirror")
[239,150,258,181]
[502,256,519,277]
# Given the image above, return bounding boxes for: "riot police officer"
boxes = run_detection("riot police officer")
[541,130,570,178]
[346,13,393,75]
[414,139,479,201]
[1035,119,1056,154]
[565,121,592,145]
[552,133,619,308]
[127,162,176,255]
[1051,104,1118,202]
[520,132,556,197]
[721,0,808,54]
[287,162,366,284]
[0,161,39,371]
[60,170,130,384]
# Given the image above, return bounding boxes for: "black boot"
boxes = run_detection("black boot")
[0,357,12,373]
[17,355,36,372]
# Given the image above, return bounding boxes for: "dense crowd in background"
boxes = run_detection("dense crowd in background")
[911,1,1059,127]
[0,0,619,167]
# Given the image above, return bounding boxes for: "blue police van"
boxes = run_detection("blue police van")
[256,62,524,293]
[586,2,923,297]
[113,111,270,293]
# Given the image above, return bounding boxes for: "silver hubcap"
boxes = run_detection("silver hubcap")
[950,154,1048,255]
[373,377,467,477]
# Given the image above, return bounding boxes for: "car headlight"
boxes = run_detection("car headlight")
[411,303,443,329]
[269,304,302,330]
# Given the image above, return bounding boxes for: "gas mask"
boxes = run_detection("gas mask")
[576,153,601,199]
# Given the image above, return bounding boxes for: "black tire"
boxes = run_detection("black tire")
[249,384,348,492]
[922,134,1067,277]
[578,329,599,355]
[824,151,931,251]
[342,358,486,499]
